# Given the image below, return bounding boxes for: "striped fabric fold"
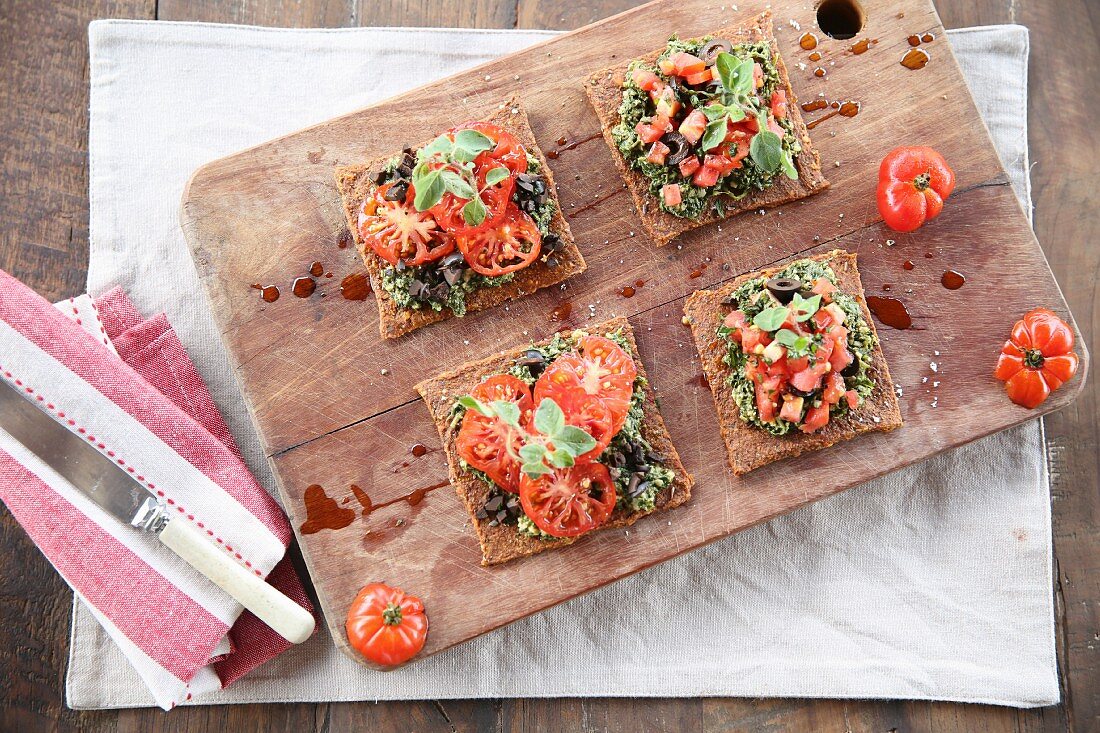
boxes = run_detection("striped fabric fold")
[0,272,314,709]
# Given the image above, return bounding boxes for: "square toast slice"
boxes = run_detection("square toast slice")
[335,96,585,339]
[415,316,693,565]
[684,250,902,475]
[583,11,829,246]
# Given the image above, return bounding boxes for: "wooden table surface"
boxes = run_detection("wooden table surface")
[0,0,1095,730]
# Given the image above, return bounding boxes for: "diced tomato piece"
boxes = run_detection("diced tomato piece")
[692,164,721,187]
[635,120,664,144]
[669,52,706,77]
[826,325,848,354]
[766,356,788,378]
[813,309,833,329]
[767,115,785,137]
[653,87,681,118]
[811,277,836,299]
[779,395,804,423]
[631,68,662,92]
[646,141,671,165]
[753,62,764,89]
[678,109,707,145]
[845,390,860,410]
[823,372,846,405]
[724,309,748,331]
[786,355,810,373]
[756,376,781,422]
[661,183,682,207]
[741,325,766,353]
[829,344,853,373]
[770,89,788,120]
[653,113,673,132]
[800,404,830,433]
[704,153,739,176]
[678,156,701,177]
[684,67,714,85]
[790,367,823,393]
[730,117,759,135]
[726,135,751,163]
[658,57,677,76]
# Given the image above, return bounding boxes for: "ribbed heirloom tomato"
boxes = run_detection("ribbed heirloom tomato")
[994,308,1079,409]
[455,205,542,277]
[345,583,428,667]
[357,184,451,266]
[456,375,533,492]
[876,146,956,232]
[518,462,617,538]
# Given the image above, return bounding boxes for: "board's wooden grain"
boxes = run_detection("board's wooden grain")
[180,0,1088,666]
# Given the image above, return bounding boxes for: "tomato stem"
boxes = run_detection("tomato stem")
[913,172,931,191]
[1024,348,1045,369]
[382,602,403,626]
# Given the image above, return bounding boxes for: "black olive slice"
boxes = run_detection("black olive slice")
[841,350,861,377]
[700,39,734,66]
[371,168,390,186]
[383,181,409,202]
[515,349,547,377]
[788,385,816,399]
[766,276,803,304]
[661,132,692,165]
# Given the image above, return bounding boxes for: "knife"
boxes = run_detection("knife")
[0,378,315,645]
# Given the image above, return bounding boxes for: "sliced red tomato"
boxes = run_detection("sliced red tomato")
[529,382,614,464]
[845,390,860,410]
[800,404,830,433]
[723,309,748,334]
[635,120,665,144]
[755,376,781,423]
[447,121,527,175]
[652,87,681,118]
[455,205,541,276]
[829,345,853,373]
[456,375,532,492]
[752,62,764,89]
[779,395,804,423]
[548,336,637,434]
[661,183,682,207]
[679,156,701,177]
[766,115,785,138]
[518,462,616,538]
[770,90,788,120]
[679,109,707,145]
[631,68,663,92]
[790,366,824,394]
[358,185,451,266]
[704,153,740,176]
[685,67,714,85]
[428,164,513,236]
[646,141,671,165]
[811,277,836,300]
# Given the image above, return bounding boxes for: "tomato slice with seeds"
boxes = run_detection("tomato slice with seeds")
[455,375,532,492]
[455,205,542,277]
[518,462,616,538]
[428,163,515,236]
[537,336,637,434]
[530,382,614,464]
[358,184,451,266]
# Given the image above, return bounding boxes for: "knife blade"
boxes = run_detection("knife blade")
[0,378,314,644]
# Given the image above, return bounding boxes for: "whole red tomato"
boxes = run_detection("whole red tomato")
[993,308,1079,409]
[877,146,956,232]
[345,583,428,666]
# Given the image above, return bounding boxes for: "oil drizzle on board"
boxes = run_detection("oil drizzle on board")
[809,51,822,62]
[336,228,352,249]
[799,32,818,50]
[300,484,356,534]
[550,301,573,322]
[908,32,936,45]
[901,48,930,70]
[565,188,625,219]
[351,480,451,517]
[903,260,915,270]
[292,276,316,298]
[849,38,877,54]
[866,296,913,329]
[340,272,372,300]
[309,261,324,277]
[411,443,430,457]
[618,285,636,298]
[546,132,602,159]
[251,284,280,303]
[805,101,861,130]
[941,269,966,290]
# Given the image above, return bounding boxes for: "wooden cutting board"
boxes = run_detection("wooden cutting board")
[180,0,1087,667]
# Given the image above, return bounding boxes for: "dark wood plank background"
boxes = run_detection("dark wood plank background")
[0,0,1094,730]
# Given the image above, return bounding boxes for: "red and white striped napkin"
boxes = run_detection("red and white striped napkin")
[0,269,314,709]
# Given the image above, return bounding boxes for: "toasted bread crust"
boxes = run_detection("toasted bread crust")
[684,250,902,475]
[583,11,829,246]
[415,316,693,565]
[335,96,585,339]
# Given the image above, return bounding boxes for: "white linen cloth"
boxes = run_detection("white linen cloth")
[69,22,1057,708]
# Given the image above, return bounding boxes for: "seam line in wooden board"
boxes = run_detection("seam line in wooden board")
[265,174,1081,461]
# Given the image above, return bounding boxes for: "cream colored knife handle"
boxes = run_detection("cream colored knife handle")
[157,517,315,644]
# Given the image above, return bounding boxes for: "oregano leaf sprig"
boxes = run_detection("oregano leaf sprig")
[410,130,511,225]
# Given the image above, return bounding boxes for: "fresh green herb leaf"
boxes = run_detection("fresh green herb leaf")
[702,103,729,121]
[441,169,476,199]
[462,196,487,227]
[753,305,788,332]
[484,166,510,186]
[780,149,799,180]
[521,461,552,479]
[547,449,575,469]
[701,119,728,151]
[553,425,597,457]
[775,328,811,355]
[457,395,492,416]
[789,292,822,322]
[453,129,494,156]
[749,130,784,174]
[519,443,546,464]
[532,398,566,436]
[419,134,453,160]
[492,400,520,427]
[413,169,444,211]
